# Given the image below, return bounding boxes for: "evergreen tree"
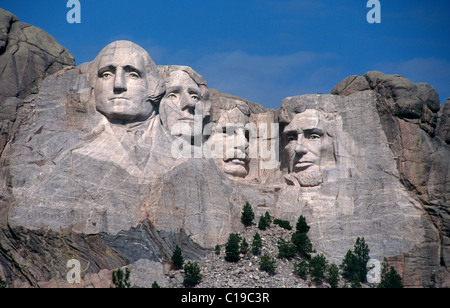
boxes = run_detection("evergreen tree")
[111,268,131,288]
[296,215,310,234]
[264,211,272,225]
[241,202,255,227]
[225,233,241,262]
[183,262,202,288]
[326,264,340,288]
[251,232,263,256]
[258,215,269,230]
[151,281,161,288]
[277,238,297,260]
[240,238,249,255]
[260,253,277,276]
[378,260,404,288]
[294,260,309,280]
[340,237,371,284]
[171,245,185,270]
[309,254,328,285]
[291,232,314,260]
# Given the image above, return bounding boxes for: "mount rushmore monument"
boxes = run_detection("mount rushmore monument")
[0,8,449,287]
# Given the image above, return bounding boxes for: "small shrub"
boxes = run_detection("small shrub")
[273,219,292,230]
[264,211,272,224]
[241,202,255,227]
[251,233,263,256]
[260,253,277,276]
[151,281,161,288]
[214,244,221,256]
[183,262,202,288]
[171,245,184,270]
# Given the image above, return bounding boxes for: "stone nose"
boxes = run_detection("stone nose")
[180,93,196,114]
[113,69,127,93]
[295,143,308,156]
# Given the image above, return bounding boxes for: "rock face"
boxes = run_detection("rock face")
[0,11,448,288]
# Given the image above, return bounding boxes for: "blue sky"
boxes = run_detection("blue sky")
[2,0,449,109]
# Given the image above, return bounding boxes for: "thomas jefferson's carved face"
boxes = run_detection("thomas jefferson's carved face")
[160,71,202,136]
[94,45,153,122]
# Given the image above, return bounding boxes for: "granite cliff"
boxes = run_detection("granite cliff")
[0,9,448,288]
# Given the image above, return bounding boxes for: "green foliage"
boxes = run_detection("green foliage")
[291,232,314,260]
[340,237,371,284]
[183,262,202,288]
[378,260,404,288]
[259,253,277,276]
[295,215,310,234]
[273,219,292,230]
[225,233,241,262]
[241,202,255,227]
[258,215,270,230]
[326,264,340,288]
[240,238,249,255]
[264,211,272,224]
[293,260,309,280]
[171,245,185,270]
[151,281,161,288]
[251,233,263,256]
[277,238,297,260]
[309,254,328,285]
[111,268,131,288]
[214,244,221,256]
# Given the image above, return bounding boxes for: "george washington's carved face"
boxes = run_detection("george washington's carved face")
[93,41,163,122]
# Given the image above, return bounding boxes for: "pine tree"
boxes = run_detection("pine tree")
[241,202,255,227]
[111,268,131,288]
[214,244,221,256]
[260,253,277,276]
[340,237,370,284]
[225,233,241,262]
[258,215,269,230]
[326,264,340,288]
[171,245,184,270]
[151,281,161,288]
[183,262,202,288]
[309,254,328,285]
[378,260,404,288]
[296,215,310,234]
[240,238,249,255]
[277,238,297,260]
[264,211,272,225]
[291,232,314,260]
[251,233,263,256]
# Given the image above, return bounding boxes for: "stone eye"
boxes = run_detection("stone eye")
[102,72,113,79]
[128,72,140,79]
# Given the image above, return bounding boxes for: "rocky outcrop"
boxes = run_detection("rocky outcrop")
[438,98,450,145]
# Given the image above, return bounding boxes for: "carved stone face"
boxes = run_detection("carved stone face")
[209,106,250,178]
[94,43,155,122]
[160,71,202,136]
[282,109,330,186]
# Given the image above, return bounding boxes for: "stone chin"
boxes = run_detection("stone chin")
[285,170,323,187]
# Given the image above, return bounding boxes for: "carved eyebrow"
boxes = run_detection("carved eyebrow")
[123,65,142,75]
[303,128,325,136]
[98,65,116,76]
